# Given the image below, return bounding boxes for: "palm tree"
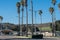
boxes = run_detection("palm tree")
[0,16,3,23]
[52,0,56,6]
[34,11,37,33]
[52,0,56,36]
[16,2,20,36]
[49,7,54,15]
[0,16,3,35]
[22,0,28,37]
[49,7,54,36]
[25,0,28,37]
[38,10,42,32]
[21,0,25,36]
[30,0,34,35]
[20,0,28,36]
[58,3,60,10]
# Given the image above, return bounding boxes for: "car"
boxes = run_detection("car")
[32,31,43,39]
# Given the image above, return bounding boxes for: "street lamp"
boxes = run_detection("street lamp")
[16,2,20,36]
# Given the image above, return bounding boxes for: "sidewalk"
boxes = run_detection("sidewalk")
[0,35,31,39]
[0,36,60,39]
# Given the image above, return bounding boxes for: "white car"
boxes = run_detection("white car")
[33,31,41,35]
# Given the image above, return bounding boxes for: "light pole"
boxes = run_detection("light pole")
[16,2,20,36]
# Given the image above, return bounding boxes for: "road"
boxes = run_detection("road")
[0,37,60,40]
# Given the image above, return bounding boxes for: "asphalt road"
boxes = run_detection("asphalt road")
[0,38,59,40]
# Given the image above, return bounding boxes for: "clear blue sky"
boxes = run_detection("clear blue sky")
[0,0,60,24]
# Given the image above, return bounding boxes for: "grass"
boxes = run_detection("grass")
[39,27,52,31]
[15,35,32,38]
[0,35,32,39]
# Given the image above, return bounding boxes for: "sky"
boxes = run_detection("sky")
[0,0,60,24]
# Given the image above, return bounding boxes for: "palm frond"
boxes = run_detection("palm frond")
[52,0,56,5]
[58,3,60,9]
[0,16,3,20]
[49,7,54,14]
[39,10,42,15]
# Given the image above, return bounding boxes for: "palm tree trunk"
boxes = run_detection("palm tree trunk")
[22,6,24,36]
[53,12,56,36]
[35,11,36,34]
[52,13,54,36]
[31,0,34,35]
[53,5,56,37]
[0,19,2,35]
[0,20,2,29]
[26,5,28,37]
[18,7,20,36]
[40,15,42,32]
[18,13,20,36]
[0,19,2,23]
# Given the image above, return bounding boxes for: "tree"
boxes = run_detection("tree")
[39,10,42,24]
[52,0,56,6]
[0,16,3,27]
[21,0,28,37]
[38,10,42,32]
[0,16,3,23]
[39,10,42,15]
[55,20,60,31]
[30,0,34,36]
[49,7,55,36]
[16,2,20,36]
[0,16,3,35]
[58,3,60,10]
[49,7,54,14]
[52,0,56,36]
[20,0,25,36]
